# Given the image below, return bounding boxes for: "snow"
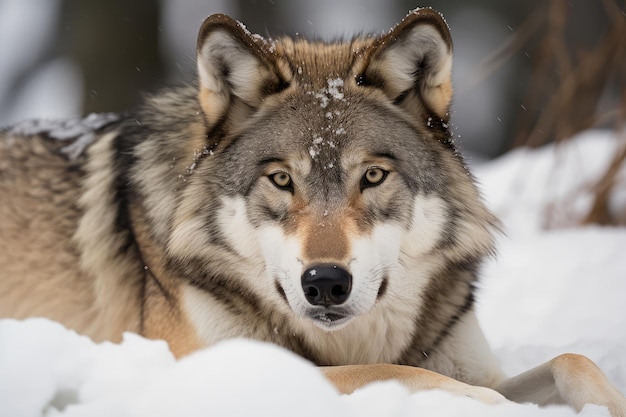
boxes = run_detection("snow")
[475,130,626,232]
[307,77,347,109]
[6,113,120,141]
[326,78,345,101]
[4,113,120,160]
[1,129,625,416]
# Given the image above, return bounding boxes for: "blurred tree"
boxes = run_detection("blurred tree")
[61,0,164,113]
[511,0,624,148]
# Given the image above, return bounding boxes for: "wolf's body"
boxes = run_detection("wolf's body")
[1,8,624,416]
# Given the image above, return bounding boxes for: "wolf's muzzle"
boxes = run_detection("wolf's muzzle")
[301,265,352,307]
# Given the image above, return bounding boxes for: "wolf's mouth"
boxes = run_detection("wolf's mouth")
[308,311,352,330]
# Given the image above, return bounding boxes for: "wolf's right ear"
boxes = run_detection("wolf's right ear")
[196,14,288,126]
[355,8,453,120]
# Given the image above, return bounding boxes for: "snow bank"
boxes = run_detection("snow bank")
[475,129,626,397]
[1,130,624,416]
[0,320,587,417]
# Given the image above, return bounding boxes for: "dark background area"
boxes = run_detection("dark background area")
[0,0,624,160]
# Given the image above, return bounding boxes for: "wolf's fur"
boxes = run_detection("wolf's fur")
[1,8,624,416]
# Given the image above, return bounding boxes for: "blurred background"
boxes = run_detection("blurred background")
[0,0,624,162]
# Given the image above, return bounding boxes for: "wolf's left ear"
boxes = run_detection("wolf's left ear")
[196,14,288,126]
[356,8,453,119]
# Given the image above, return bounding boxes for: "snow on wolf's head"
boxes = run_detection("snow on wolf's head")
[168,9,497,332]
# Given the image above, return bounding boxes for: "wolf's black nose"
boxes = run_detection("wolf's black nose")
[301,265,352,306]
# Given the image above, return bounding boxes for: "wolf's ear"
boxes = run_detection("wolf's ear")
[356,8,453,119]
[196,14,287,126]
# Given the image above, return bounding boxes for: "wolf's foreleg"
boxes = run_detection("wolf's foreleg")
[494,353,626,417]
[321,364,508,405]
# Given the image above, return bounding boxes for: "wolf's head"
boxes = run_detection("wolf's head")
[165,9,497,334]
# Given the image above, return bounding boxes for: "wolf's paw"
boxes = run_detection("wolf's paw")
[605,394,626,417]
[448,383,510,405]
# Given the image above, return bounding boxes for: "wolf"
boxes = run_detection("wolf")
[1,7,624,415]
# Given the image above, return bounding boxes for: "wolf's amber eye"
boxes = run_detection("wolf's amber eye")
[269,172,293,191]
[361,167,388,191]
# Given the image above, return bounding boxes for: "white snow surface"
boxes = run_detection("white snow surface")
[1,129,625,417]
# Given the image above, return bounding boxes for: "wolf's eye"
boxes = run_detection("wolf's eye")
[361,167,388,191]
[269,172,293,191]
